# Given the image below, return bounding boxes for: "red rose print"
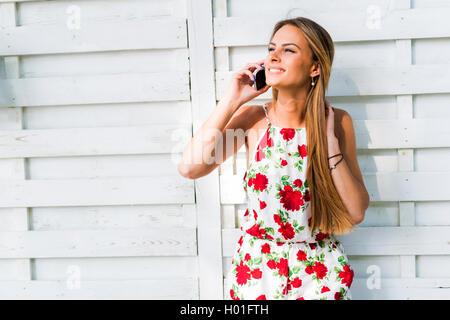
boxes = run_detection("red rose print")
[280,128,296,141]
[251,268,262,279]
[277,258,288,277]
[244,253,251,261]
[256,294,266,300]
[293,179,303,188]
[259,200,267,210]
[338,264,354,288]
[267,260,277,270]
[255,148,266,162]
[304,189,310,202]
[244,209,249,217]
[298,144,307,158]
[252,173,269,192]
[273,214,282,225]
[278,222,295,240]
[261,243,271,254]
[334,292,341,300]
[321,286,330,293]
[296,297,305,300]
[309,243,316,250]
[235,260,251,285]
[230,289,239,300]
[313,262,328,280]
[278,184,304,211]
[296,249,307,261]
[243,171,247,181]
[259,130,273,149]
[305,265,314,274]
[315,232,330,242]
[280,158,288,166]
[253,209,258,220]
[246,223,265,239]
[238,236,243,246]
[291,277,302,288]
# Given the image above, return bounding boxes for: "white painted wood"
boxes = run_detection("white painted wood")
[0,1,31,283]
[186,0,223,299]
[0,278,198,299]
[0,18,187,55]
[0,72,190,107]
[213,8,450,46]
[0,228,197,258]
[0,176,194,207]
[0,124,191,158]
[350,278,450,300]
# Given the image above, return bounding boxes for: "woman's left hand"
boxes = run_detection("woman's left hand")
[325,99,336,140]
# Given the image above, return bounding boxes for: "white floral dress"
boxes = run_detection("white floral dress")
[225,103,354,300]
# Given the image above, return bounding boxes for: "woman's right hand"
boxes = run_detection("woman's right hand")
[223,60,271,108]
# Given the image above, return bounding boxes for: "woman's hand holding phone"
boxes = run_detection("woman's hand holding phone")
[223,60,270,110]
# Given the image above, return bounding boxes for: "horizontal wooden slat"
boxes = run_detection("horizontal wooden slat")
[216,64,450,98]
[0,124,191,158]
[350,278,450,300]
[0,228,197,258]
[0,278,198,299]
[214,8,450,46]
[0,176,194,207]
[221,172,450,203]
[222,226,450,256]
[0,18,187,56]
[0,72,190,107]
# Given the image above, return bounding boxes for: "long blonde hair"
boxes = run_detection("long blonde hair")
[269,17,354,235]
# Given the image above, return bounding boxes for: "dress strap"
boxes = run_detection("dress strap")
[262,104,271,126]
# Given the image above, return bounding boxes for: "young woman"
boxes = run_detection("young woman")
[178,17,370,300]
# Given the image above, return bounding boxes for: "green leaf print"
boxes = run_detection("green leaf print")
[281,175,289,181]
[254,257,262,265]
[266,227,274,234]
[338,256,344,262]
[292,266,300,274]
[248,260,253,266]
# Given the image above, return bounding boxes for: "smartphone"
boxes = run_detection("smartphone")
[254,67,266,90]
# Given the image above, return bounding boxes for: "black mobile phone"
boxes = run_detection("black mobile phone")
[254,68,266,90]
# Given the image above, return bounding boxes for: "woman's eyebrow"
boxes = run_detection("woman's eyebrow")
[268,42,301,49]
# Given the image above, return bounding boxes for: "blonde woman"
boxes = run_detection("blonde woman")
[178,17,370,300]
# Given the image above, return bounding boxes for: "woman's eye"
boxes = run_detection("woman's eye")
[267,48,294,53]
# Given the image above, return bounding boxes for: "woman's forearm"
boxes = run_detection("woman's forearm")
[178,95,241,179]
[327,136,369,224]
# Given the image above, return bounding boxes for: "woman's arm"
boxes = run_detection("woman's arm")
[326,105,370,225]
[177,96,244,180]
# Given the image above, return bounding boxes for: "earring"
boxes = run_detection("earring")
[311,77,315,86]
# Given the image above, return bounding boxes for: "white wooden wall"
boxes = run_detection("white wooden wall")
[0,0,198,299]
[0,0,449,300]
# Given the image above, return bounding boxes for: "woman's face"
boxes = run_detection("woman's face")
[264,24,317,90]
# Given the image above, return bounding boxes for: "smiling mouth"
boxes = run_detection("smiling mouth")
[268,69,286,74]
